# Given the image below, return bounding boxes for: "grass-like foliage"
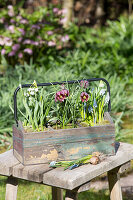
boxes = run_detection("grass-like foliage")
[19,79,110,131]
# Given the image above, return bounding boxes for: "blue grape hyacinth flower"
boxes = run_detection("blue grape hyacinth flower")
[93,98,97,108]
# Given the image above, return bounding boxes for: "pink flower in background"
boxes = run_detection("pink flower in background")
[12,44,20,51]
[7,5,14,17]
[8,51,16,57]
[60,17,67,24]
[20,19,28,24]
[8,25,15,33]
[7,5,13,9]
[47,31,53,35]
[16,15,22,21]
[80,92,89,102]
[48,41,55,47]
[18,37,23,42]
[18,28,25,36]
[10,19,15,24]
[55,89,69,102]
[24,48,33,55]
[31,41,39,46]
[61,35,69,42]
[18,52,23,58]
[31,24,40,30]
[23,39,32,44]
[53,8,59,13]
[4,37,12,46]
[1,49,6,55]
[80,80,89,88]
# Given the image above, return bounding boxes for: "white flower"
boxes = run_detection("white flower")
[100,89,106,96]
[19,84,22,89]
[28,88,34,92]
[35,88,38,92]
[99,81,104,88]
[29,97,32,101]
[105,92,110,104]
[50,161,56,167]
[30,91,35,95]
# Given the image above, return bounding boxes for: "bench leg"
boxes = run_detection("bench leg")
[52,186,63,200]
[107,167,122,200]
[5,177,18,200]
[65,190,78,200]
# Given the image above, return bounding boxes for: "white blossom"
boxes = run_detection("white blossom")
[30,91,35,95]
[100,89,106,96]
[99,81,104,88]
[105,92,110,104]
[35,88,38,92]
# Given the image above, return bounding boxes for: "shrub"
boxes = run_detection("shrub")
[0,5,79,67]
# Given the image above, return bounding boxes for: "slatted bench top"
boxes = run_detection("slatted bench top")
[0,142,133,190]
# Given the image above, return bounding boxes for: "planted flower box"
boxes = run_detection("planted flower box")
[13,78,115,165]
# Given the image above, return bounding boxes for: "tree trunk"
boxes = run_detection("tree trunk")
[62,0,74,28]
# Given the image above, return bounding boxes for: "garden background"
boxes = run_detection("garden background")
[0,0,133,199]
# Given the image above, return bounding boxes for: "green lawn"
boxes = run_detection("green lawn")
[0,176,111,200]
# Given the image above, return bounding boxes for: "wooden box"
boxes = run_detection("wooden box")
[13,112,115,165]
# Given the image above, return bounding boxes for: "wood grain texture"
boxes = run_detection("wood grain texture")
[12,163,51,182]
[13,112,115,165]
[0,150,19,176]
[5,177,18,200]
[52,187,63,200]
[108,167,122,200]
[43,142,133,190]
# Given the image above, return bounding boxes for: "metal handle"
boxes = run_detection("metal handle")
[14,78,111,126]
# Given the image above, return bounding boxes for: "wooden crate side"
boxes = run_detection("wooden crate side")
[23,125,115,147]
[13,113,115,165]
[23,137,115,165]
[13,125,24,163]
[22,127,115,165]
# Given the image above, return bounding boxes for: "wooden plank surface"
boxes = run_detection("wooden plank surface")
[0,150,19,176]
[12,163,52,182]
[0,142,133,190]
[43,142,133,190]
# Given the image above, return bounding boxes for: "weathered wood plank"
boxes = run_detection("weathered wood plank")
[5,176,18,200]
[12,163,52,182]
[0,150,19,176]
[43,142,133,190]
[108,167,122,200]
[52,187,63,200]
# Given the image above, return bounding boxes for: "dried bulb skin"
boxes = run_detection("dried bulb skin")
[89,156,99,165]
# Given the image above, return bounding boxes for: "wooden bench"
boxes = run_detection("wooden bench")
[0,142,133,200]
